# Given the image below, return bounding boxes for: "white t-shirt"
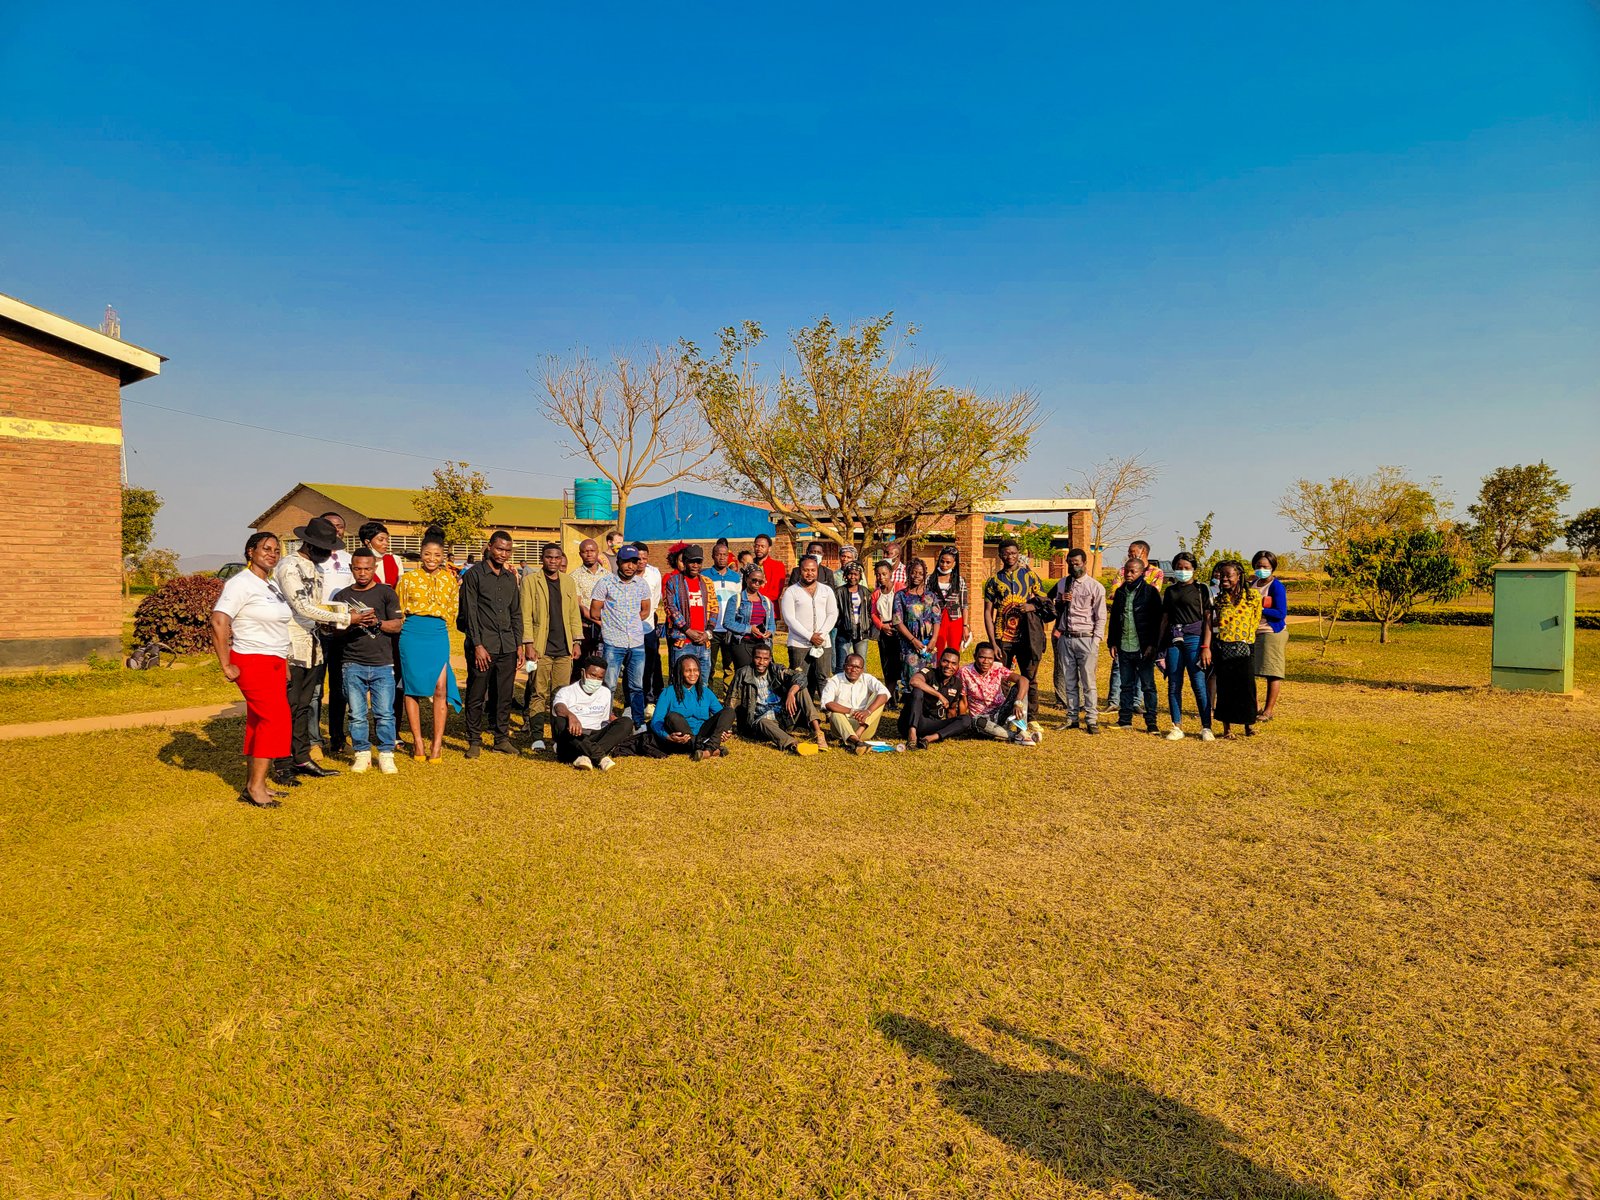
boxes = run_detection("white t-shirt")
[213,570,293,658]
[319,549,356,595]
[641,564,662,632]
[553,680,614,732]
[821,671,889,711]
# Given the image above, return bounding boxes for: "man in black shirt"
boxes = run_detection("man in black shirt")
[459,530,524,757]
[331,547,404,773]
[900,648,972,748]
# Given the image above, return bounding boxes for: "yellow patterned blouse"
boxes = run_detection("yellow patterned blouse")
[1215,589,1263,644]
[397,566,460,620]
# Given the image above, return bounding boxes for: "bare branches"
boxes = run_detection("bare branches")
[539,347,716,535]
[1068,454,1160,553]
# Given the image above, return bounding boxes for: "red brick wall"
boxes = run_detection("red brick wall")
[254,487,365,547]
[0,318,126,654]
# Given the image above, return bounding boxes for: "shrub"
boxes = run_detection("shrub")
[133,573,225,655]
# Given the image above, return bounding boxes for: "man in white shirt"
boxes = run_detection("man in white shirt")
[550,655,635,770]
[633,541,665,703]
[311,511,356,758]
[780,554,840,700]
[820,652,890,753]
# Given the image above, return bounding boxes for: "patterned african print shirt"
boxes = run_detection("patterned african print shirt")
[1215,589,1263,644]
[982,564,1046,645]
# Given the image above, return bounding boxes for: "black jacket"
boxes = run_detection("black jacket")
[1106,579,1163,652]
[833,584,874,641]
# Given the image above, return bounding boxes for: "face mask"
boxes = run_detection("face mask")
[1172,569,1194,583]
[1068,563,1085,578]
[579,677,602,695]
[1255,567,1272,580]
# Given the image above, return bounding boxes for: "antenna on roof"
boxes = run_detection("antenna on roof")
[100,305,121,340]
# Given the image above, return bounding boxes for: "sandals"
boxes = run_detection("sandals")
[237,791,281,809]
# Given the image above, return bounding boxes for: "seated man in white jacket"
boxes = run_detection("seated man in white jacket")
[779,554,839,700]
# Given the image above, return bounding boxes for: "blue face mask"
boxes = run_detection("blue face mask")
[1254,567,1272,581]
[1172,569,1194,583]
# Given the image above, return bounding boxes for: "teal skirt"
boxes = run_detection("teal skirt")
[398,615,462,710]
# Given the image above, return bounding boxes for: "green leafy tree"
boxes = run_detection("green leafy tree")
[1324,528,1468,643]
[1008,521,1067,563]
[413,461,493,547]
[1564,507,1600,560]
[1466,462,1569,560]
[121,486,162,559]
[688,314,1039,559]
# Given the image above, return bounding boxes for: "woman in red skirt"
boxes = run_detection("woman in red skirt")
[210,532,295,807]
[929,547,970,658]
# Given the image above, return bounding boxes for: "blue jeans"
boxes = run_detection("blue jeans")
[669,641,711,683]
[343,661,396,752]
[604,643,647,728]
[1165,634,1212,729]
[834,636,870,675]
[1107,652,1144,713]
[1115,650,1158,730]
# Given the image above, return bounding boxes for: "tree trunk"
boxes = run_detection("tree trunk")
[1379,615,1390,644]
[613,487,630,538]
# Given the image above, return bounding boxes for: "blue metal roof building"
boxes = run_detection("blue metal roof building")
[623,490,773,544]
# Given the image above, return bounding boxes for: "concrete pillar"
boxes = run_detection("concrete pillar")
[1069,508,1097,576]
[955,512,988,584]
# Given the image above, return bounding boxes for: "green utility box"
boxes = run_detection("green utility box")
[1491,563,1577,694]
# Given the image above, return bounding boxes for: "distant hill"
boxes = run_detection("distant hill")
[179,554,237,574]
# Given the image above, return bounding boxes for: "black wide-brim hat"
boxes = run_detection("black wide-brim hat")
[293,516,343,551]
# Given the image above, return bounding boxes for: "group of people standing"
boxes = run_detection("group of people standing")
[209,516,1288,805]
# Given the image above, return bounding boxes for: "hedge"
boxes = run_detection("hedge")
[1286,603,1600,631]
[133,573,226,654]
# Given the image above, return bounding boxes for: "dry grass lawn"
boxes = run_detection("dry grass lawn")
[2,624,1597,1198]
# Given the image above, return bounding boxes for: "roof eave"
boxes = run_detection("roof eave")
[0,292,166,384]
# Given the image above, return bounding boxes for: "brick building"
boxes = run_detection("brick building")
[252,483,567,565]
[0,293,164,668]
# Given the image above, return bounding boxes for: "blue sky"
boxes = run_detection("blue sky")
[4,1,1597,556]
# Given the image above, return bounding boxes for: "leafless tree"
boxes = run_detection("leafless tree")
[1068,454,1160,555]
[539,347,716,536]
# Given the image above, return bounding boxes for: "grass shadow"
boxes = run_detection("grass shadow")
[156,717,246,791]
[1290,672,1478,694]
[876,1014,1332,1199]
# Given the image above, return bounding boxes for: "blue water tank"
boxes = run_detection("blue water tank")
[574,478,616,521]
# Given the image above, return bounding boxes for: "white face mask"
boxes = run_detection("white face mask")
[1172,569,1194,583]
[1255,567,1272,580]
[579,676,602,695]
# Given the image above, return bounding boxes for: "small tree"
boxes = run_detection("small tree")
[1466,461,1569,560]
[539,346,715,537]
[1324,528,1467,643]
[129,548,181,588]
[1566,507,1600,559]
[1173,512,1242,580]
[413,461,493,547]
[121,485,162,595]
[1068,454,1158,557]
[688,315,1038,559]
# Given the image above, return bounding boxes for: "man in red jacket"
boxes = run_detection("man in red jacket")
[752,533,787,606]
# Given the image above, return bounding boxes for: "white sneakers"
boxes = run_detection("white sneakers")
[377,751,398,773]
[354,750,400,773]
[1199,728,1216,742]
[1165,727,1186,741]
[351,750,372,772]
[529,739,547,753]
[598,757,616,771]
[573,756,594,771]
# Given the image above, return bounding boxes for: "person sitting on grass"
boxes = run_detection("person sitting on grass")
[820,652,891,755]
[649,654,735,761]
[900,648,972,749]
[728,644,829,755]
[956,642,1039,746]
[551,655,634,771]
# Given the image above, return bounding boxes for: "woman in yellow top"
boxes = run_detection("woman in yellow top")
[1210,559,1262,737]
[396,526,462,761]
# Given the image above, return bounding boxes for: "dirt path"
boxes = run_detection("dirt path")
[0,702,247,742]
